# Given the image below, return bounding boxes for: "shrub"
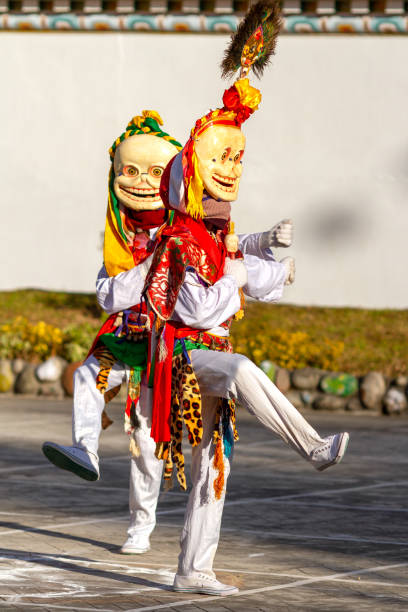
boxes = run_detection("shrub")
[0,317,100,363]
[61,323,101,363]
[0,317,63,361]
[231,324,344,371]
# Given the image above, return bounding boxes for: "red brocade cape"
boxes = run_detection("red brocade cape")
[144,160,239,445]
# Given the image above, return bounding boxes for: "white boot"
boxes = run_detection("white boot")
[42,442,100,481]
[310,432,349,471]
[173,573,239,596]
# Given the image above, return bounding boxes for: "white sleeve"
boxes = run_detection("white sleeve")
[172,269,241,329]
[243,254,286,303]
[238,232,276,261]
[95,264,146,315]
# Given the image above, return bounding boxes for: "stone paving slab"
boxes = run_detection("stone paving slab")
[0,397,408,610]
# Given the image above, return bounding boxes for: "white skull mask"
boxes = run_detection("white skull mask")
[194,124,246,202]
[113,133,179,211]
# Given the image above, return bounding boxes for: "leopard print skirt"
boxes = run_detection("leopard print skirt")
[155,351,239,497]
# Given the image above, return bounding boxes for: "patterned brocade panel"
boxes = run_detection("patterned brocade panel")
[1,0,408,31]
[3,0,408,12]
[1,12,407,30]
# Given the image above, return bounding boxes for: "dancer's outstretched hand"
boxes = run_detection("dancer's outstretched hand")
[260,218,293,249]
[224,257,248,288]
[280,256,296,285]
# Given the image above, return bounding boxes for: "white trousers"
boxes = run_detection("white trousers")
[72,349,325,575]
[177,396,230,578]
[176,350,326,578]
[72,356,162,540]
[190,350,325,458]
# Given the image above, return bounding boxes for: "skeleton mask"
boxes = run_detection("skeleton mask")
[114,134,179,211]
[194,124,245,202]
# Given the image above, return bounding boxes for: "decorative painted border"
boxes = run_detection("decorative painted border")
[1,13,408,32]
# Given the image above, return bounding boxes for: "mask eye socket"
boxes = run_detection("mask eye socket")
[123,165,138,177]
[221,147,231,162]
[150,166,164,178]
[234,151,244,163]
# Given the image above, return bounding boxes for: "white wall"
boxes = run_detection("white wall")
[1,33,407,308]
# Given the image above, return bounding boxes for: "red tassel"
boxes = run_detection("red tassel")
[213,438,225,500]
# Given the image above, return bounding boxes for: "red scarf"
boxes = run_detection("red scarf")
[125,208,167,231]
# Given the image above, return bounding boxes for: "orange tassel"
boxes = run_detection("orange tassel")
[213,438,225,500]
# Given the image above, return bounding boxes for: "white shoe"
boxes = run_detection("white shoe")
[173,573,239,596]
[120,534,150,554]
[42,442,100,481]
[311,432,349,472]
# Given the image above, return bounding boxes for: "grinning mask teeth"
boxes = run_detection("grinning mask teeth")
[194,124,246,202]
[114,133,179,211]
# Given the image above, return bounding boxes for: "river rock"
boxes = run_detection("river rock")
[346,397,365,412]
[275,368,291,393]
[39,380,64,398]
[15,364,41,395]
[36,356,67,383]
[394,375,408,387]
[11,358,26,375]
[313,395,347,411]
[300,390,321,406]
[360,371,386,410]
[0,359,14,393]
[285,390,303,410]
[320,373,358,397]
[61,361,82,396]
[383,388,408,415]
[291,367,323,390]
[259,360,277,382]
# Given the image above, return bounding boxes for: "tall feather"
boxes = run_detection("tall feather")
[221,0,282,80]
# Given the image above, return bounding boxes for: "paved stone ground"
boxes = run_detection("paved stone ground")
[0,397,408,611]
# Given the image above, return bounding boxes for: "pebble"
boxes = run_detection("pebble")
[313,395,347,411]
[15,364,41,395]
[39,380,64,398]
[300,390,321,406]
[360,371,386,410]
[383,387,408,415]
[395,375,408,387]
[36,356,67,383]
[291,368,324,390]
[275,368,291,393]
[346,397,365,412]
[285,390,304,411]
[320,373,358,397]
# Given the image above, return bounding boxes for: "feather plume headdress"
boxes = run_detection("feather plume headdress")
[221,0,282,80]
[183,0,282,219]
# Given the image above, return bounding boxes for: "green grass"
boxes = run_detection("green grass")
[0,289,104,328]
[239,302,408,377]
[0,290,406,377]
